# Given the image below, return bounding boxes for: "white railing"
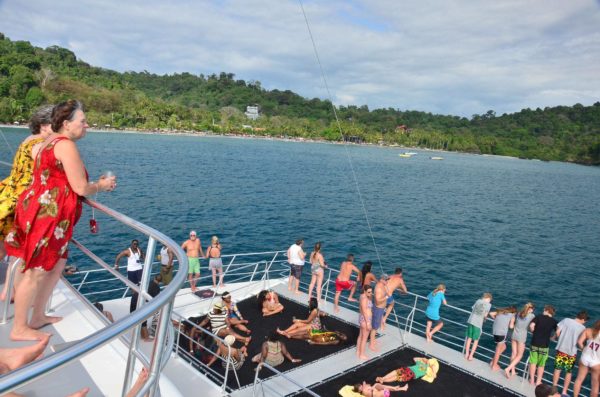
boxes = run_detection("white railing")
[0,198,189,397]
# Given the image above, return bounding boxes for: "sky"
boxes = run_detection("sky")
[1,0,599,117]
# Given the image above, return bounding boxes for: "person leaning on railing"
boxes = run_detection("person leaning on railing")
[4,100,116,342]
[0,104,54,301]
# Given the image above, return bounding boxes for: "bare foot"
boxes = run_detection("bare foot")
[29,315,63,329]
[400,385,409,391]
[467,355,473,361]
[359,355,368,360]
[491,364,500,371]
[294,290,301,295]
[219,284,225,287]
[10,326,51,341]
[334,307,340,313]
[504,368,512,379]
[0,334,50,370]
[368,344,379,352]
[67,388,90,397]
[348,297,357,302]
[375,377,383,383]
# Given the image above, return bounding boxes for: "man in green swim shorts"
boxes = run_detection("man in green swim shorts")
[181,230,204,292]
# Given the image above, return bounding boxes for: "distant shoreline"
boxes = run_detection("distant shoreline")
[0,123,555,164]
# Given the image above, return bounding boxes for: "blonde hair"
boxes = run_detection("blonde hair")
[518,302,535,319]
[433,284,446,295]
[211,235,219,245]
[482,292,493,301]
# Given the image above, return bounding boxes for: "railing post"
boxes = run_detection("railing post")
[323,268,332,303]
[408,295,418,334]
[148,299,174,397]
[1,258,22,325]
[122,236,157,396]
[77,271,90,292]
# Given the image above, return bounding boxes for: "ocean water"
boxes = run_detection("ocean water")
[1,128,599,320]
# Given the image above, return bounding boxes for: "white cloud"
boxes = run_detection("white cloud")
[0,0,598,116]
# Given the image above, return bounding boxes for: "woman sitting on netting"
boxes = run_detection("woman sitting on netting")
[277,297,347,345]
[258,290,284,316]
[207,334,248,370]
[252,331,301,367]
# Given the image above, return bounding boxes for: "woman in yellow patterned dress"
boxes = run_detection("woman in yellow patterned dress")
[0,105,54,301]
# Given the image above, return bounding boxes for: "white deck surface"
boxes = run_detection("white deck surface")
[0,278,143,397]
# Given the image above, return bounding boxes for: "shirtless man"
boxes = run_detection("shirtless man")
[371,274,389,350]
[181,230,204,292]
[381,268,408,329]
[333,254,360,312]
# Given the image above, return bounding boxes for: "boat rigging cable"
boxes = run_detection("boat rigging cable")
[298,0,384,272]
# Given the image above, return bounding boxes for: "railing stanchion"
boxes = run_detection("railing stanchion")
[122,236,157,396]
[0,258,22,324]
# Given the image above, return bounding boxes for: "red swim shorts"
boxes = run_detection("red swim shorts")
[335,279,355,292]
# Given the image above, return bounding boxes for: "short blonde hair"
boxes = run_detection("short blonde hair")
[212,235,219,244]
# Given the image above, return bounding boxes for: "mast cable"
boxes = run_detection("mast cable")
[298,0,384,273]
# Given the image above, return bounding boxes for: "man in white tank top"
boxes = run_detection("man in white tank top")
[114,239,145,285]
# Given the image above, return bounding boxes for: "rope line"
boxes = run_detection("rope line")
[298,0,384,273]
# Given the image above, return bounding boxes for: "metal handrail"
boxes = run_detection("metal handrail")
[0,198,189,397]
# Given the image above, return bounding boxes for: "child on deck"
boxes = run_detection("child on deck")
[490,306,517,371]
[529,305,558,386]
[425,284,447,343]
[464,293,493,361]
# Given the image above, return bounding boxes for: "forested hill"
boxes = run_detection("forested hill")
[1,33,599,164]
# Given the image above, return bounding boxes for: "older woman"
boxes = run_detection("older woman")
[5,100,116,341]
[0,105,54,285]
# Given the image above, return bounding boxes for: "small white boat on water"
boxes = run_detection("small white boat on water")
[430,156,444,160]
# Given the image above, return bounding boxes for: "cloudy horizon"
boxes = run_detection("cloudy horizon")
[1,0,599,117]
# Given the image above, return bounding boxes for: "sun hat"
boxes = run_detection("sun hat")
[224,335,236,346]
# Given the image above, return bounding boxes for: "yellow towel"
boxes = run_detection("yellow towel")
[339,385,363,397]
[421,358,440,383]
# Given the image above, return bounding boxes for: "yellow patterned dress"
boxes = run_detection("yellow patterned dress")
[0,137,44,240]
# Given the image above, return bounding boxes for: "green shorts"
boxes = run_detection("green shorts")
[529,346,550,367]
[188,257,200,274]
[466,324,482,341]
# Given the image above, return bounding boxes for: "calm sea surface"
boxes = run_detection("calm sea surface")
[1,128,599,320]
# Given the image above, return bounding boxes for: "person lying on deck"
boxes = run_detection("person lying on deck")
[375,357,440,384]
[353,381,408,396]
[258,290,284,316]
[277,297,347,345]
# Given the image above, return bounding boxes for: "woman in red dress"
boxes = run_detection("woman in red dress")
[5,100,116,341]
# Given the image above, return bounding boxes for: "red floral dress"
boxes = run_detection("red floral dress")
[5,136,84,271]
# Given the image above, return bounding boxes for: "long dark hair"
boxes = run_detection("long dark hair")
[308,297,319,313]
[257,290,268,310]
[361,261,372,286]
